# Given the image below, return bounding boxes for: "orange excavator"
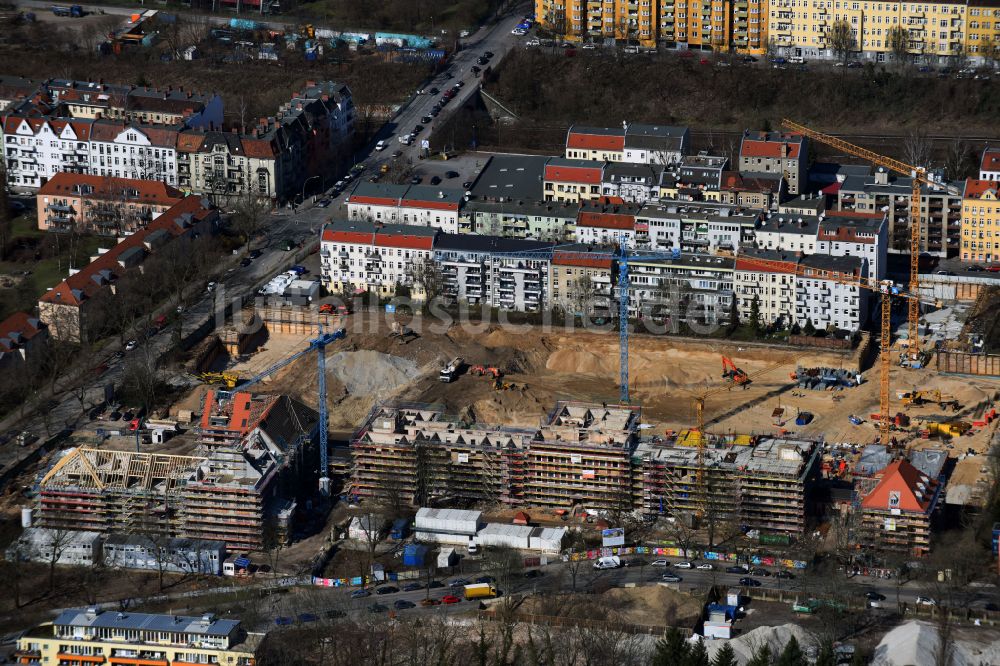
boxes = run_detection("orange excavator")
[470,365,502,379]
[721,356,750,386]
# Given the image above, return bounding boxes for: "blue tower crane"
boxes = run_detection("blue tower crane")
[240,325,345,494]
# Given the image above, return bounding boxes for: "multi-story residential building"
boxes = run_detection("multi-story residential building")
[575,200,642,246]
[635,201,759,253]
[88,120,179,184]
[0,75,37,112]
[345,183,465,233]
[739,130,809,195]
[980,147,1000,181]
[602,162,663,203]
[434,234,555,311]
[537,1,661,47]
[37,195,217,342]
[320,219,438,300]
[658,153,728,200]
[565,123,689,165]
[960,178,1000,263]
[712,171,784,208]
[36,172,183,233]
[458,199,579,239]
[549,245,616,318]
[796,254,869,331]
[815,212,887,279]
[0,312,47,371]
[14,608,263,666]
[859,459,941,556]
[624,252,735,324]
[544,157,605,203]
[2,116,93,190]
[754,212,821,253]
[42,79,223,127]
[834,167,962,257]
[735,248,799,328]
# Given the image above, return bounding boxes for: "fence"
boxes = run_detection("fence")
[936,351,1000,377]
[477,610,692,637]
[789,334,854,350]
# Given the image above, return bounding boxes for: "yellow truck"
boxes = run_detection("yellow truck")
[463,583,498,600]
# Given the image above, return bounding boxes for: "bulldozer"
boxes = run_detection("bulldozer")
[470,365,502,379]
[897,390,960,411]
[197,372,241,388]
[492,378,525,391]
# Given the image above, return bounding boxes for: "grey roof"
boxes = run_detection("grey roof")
[638,201,758,221]
[53,608,239,637]
[402,185,464,205]
[779,195,827,215]
[810,162,872,180]
[463,199,580,219]
[469,154,548,200]
[630,251,735,270]
[819,215,883,234]
[435,233,555,255]
[546,156,602,168]
[604,162,661,183]
[569,124,625,137]
[909,448,948,480]
[738,247,800,264]
[839,173,963,198]
[681,153,728,169]
[324,218,439,238]
[757,213,821,236]
[103,533,226,552]
[799,253,866,274]
[627,123,688,139]
[347,181,407,201]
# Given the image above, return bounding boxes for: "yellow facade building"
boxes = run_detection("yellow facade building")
[961,178,1000,264]
[14,608,262,666]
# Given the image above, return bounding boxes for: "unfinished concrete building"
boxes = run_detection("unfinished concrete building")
[35,390,319,552]
[351,401,820,534]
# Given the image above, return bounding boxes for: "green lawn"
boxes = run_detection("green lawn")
[0,215,107,322]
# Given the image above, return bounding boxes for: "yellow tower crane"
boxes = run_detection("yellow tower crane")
[781,119,961,361]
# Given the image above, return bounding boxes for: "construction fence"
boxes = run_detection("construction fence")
[936,351,1000,377]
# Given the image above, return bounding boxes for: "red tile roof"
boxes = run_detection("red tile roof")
[577,211,635,230]
[545,164,603,184]
[552,251,614,269]
[38,172,184,206]
[322,228,435,250]
[0,312,45,354]
[741,131,804,159]
[964,178,1000,199]
[348,195,399,207]
[567,130,625,152]
[39,195,215,307]
[981,148,1000,174]
[400,198,458,212]
[861,460,937,513]
[3,116,92,141]
[735,255,798,273]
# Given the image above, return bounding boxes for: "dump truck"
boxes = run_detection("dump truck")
[463,583,498,600]
[51,5,83,17]
[439,357,463,383]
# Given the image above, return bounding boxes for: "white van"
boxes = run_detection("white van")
[593,555,621,570]
[375,140,387,151]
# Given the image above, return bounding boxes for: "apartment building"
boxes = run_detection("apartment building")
[88,120,179,184]
[544,157,605,202]
[14,608,262,666]
[739,130,809,195]
[0,75,37,112]
[536,1,661,47]
[834,168,961,257]
[575,200,642,246]
[564,123,690,165]
[37,195,217,341]
[796,253,869,331]
[659,153,728,200]
[0,312,47,371]
[320,219,438,300]
[434,234,555,311]
[635,201,759,253]
[638,436,821,534]
[768,0,1000,64]
[346,182,464,232]
[36,172,183,233]
[712,171,784,208]
[961,178,1000,263]
[735,248,799,328]
[980,147,1000,181]
[624,252,735,324]
[459,199,579,239]
[859,459,941,556]
[815,212,887,279]
[42,79,222,127]
[602,162,663,203]
[2,116,94,190]
[549,246,617,317]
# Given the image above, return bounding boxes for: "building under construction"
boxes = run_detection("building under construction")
[350,401,821,534]
[35,390,320,552]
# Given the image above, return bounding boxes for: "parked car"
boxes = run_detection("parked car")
[774,570,794,579]
[427,580,445,589]
[392,150,403,159]
[675,561,693,569]
[448,578,469,587]
[475,576,495,584]
[750,567,771,577]
[462,181,473,189]
[375,586,399,595]
[350,589,371,599]
[916,596,936,606]
[316,199,331,208]
[393,600,416,610]
[650,559,671,567]
[865,591,886,601]
[402,582,423,592]
[124,339,138,352]
[410,176,422,185]
[375,140,387,151]
[581,43,596,50]
[445,170,460,178]
[420,598,441,607]
[249,249,263,259]
[696,563,714,571]
[274,616,293,626]
[524,569,543,578]
[967,265,986,272]
[662,573,683,583]
[429,88,439,95]
[298,613,319,623]
[421,115,433,124]
[430,176,442,185]
[441,595,462,604]
[739,577,762,587]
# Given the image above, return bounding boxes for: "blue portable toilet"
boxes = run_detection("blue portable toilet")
[403,544,428,567]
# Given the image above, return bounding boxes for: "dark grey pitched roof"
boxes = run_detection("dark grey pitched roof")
[53,608,239,637]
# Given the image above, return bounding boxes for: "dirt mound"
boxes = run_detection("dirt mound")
[707,623,819,665]
[521,586,701,628]
[328,350,422,395]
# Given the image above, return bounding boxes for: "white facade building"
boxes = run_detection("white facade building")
[754,213,820,253]
[815,214,887,280]
[734,250,799,329]
[795,255,869,332]
[2,117,92,190]
[346,182,463,233]
[88,122,178,185]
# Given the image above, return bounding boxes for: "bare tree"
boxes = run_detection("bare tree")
[409,256,444,305]
[887,25,910,67]
[904,130,932,169]
[567,274,597,318]
[829,19,856,66]
[231,186,272,252]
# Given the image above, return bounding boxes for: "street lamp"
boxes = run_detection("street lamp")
[301,175,321,204]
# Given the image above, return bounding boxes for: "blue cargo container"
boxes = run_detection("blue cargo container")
[230,18,262,31]
[403,544,428,566]
[375,31,434,49]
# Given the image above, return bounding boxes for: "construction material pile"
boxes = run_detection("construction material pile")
[794,367,861,391]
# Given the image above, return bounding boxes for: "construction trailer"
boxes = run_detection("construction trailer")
[350,401,821,535]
